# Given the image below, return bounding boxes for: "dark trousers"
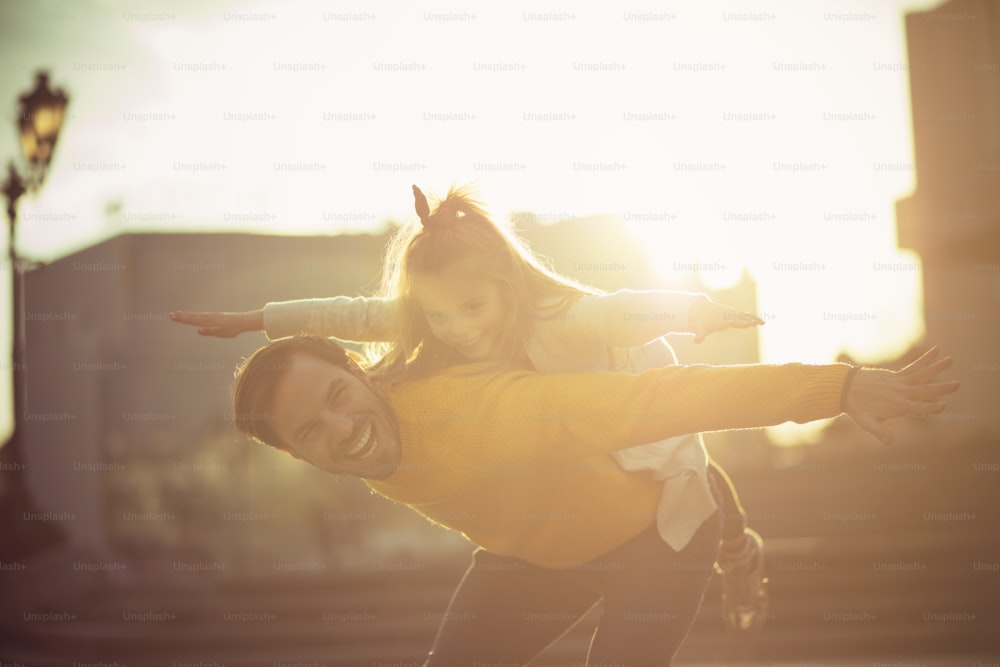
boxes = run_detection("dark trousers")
[706,458,748,542]
[423,478,724,667]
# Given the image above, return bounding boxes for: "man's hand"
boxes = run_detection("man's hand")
[844,346,959,446]
[169,310,264,338]
[689,296,766,344]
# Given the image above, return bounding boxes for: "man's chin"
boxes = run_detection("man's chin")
[317,458,398,479]
[351,445,401,478]
[358,460,399,480]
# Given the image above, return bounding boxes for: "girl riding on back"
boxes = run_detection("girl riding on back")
[171,184,771,659]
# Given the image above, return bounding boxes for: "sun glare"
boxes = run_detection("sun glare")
[5,0,932,445]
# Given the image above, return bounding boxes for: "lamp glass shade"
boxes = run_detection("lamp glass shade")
[33,104,65,143]
[16,74,68,165]
[18,124,39,164]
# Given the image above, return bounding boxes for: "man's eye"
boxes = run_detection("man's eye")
[464,301,483,314]
[426,312,447,322]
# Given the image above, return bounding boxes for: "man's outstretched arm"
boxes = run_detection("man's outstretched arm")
[397,349,956,464]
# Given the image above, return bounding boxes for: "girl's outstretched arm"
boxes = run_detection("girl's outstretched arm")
[172,296,397,341]
[687,294,766,344]
[565,289,764,348]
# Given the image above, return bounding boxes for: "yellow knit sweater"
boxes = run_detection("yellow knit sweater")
[366,361,851,569]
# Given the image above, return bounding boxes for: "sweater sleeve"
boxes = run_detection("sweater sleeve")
[405,362,850,466]
[261,296,396,341]
[561,290,705,347]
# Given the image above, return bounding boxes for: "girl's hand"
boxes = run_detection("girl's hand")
[843,346,960,446]
[689,296,766,344]
[169,310,264,338]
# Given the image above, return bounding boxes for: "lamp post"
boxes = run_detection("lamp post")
[0,71,69,561]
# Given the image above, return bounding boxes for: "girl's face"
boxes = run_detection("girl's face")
[410,261,509,362]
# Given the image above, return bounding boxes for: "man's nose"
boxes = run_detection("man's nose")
[321,412,355,444]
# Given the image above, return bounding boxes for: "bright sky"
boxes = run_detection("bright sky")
[0,0,945,444]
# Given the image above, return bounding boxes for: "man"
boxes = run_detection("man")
[231,334,956,666]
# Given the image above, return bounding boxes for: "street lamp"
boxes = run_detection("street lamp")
[16,72,69,175]
[5,71,69,221]
[0,70,69,561]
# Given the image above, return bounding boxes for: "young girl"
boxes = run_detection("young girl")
[171,184,769,658]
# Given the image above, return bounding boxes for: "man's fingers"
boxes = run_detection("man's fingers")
[926,402,948,415]
[913,346,941,366]
[904,356,954,384]
[870,383,955,419]
[903,399,948,417]
[900,347,942,375]
[903,380,960,401]
[855,413,894,446]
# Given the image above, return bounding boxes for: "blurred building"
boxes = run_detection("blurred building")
[896,0,1000,441]
[18,231,405,568]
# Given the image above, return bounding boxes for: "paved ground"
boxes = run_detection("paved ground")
[2,524,997,666]
[694,658,998,667]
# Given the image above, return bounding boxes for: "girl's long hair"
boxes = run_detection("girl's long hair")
[365,184,598,382]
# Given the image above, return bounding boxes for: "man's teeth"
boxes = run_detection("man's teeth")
[345,423,374,459]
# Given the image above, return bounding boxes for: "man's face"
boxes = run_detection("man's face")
[269,352,401,479]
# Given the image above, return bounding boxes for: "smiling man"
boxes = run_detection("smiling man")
[261,345,401,478]
[229,334,957,667]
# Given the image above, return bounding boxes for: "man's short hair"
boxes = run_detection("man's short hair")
[232,335,355,451]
